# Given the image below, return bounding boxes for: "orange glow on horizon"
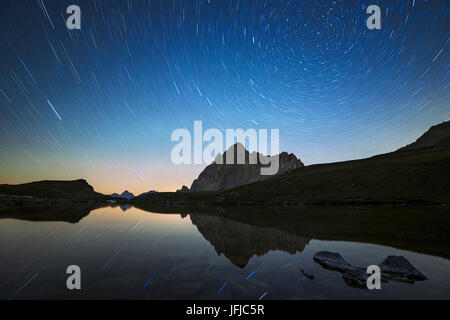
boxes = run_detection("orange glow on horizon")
[0,160,207,195]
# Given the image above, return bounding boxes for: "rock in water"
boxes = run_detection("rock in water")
[342,269,371,288]
[190,143,303,192]
[313,251,427,289]
[313,251,360,273]
[380,256,427,281]
[300,269,315,280]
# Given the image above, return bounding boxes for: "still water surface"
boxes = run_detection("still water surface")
[1,206,449,299]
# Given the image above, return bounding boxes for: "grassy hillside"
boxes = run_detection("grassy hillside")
[221,146,450,205]
[400,120,450,151]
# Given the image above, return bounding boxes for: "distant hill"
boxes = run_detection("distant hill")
[136,190,158,198]
[189,143,303,192]
[108,190,135,200]
[399,120,450,151]
[0,179,103,200]
[108,190,158,200]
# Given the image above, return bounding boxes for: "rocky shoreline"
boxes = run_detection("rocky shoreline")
[0,194,108,211]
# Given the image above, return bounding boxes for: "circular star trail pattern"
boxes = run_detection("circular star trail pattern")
[0,0,449,193]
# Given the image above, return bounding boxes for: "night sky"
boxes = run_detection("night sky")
[0,0,449,194]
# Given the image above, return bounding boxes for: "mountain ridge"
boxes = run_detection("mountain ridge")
[136,120,450,206]
[108,190,135,200]
[2,120,449,206]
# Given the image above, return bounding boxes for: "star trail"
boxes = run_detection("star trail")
[0,0,448,194]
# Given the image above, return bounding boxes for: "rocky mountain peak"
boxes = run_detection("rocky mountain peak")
[189,143,304,192]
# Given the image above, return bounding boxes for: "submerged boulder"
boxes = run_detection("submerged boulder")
[342,269,371,288]
[380,255,427,281]
[300,269,315,280]
[313,251,427,289]
[313,251,359,273]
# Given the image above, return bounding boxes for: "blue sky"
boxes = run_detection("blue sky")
[0,0,448,193]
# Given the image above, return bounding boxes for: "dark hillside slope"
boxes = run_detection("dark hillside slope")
[399,120,450,151]
[0,179,103,200]
[219,146,450,205]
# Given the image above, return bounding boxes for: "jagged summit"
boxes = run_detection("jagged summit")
[189,143,303,192]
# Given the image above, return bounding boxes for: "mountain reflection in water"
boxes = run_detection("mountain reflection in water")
[189,213,310,268]
[0,204,449,299]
